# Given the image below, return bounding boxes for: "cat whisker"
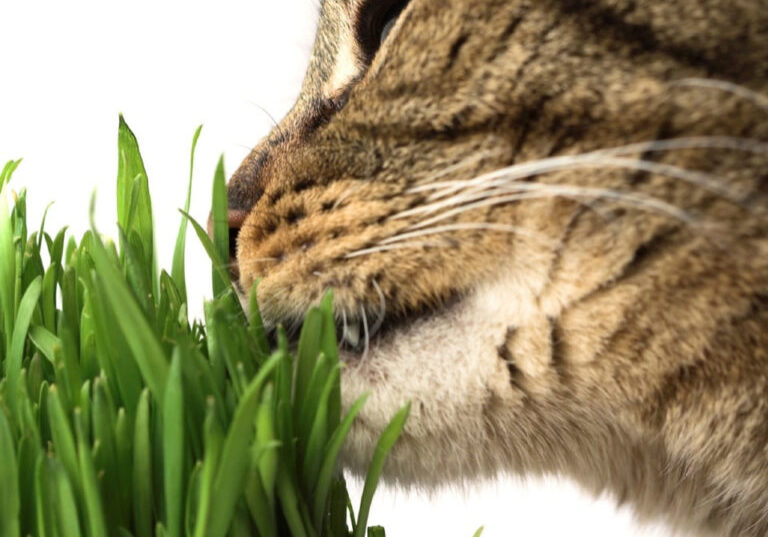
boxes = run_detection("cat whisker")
[589,135,768,158]
[403,184,694,232]
[407,154,745,207]
[378,222,558,247]
[344,240,451,259]
[670,78,768,110]
[405,135,766,203]
[360,304,370,363]
[410,149,509,188]
[333,181,368,210]
[369,279,387,339]
[341,308,349,346]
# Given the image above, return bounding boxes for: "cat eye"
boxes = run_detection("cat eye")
[357,0,410,61]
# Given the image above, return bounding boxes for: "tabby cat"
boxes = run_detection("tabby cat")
[224,0,768,535]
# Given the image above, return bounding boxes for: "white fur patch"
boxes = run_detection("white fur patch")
[325,26,362,93]
[340,265,545,439]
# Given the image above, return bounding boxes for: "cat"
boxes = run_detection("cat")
[224,1,768,535]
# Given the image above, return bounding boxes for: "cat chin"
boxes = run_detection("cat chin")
[337,270,542,484]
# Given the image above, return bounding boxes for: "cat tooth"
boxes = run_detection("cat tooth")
[344,321,361,348]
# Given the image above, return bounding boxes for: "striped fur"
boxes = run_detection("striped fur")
[226,1,768,534]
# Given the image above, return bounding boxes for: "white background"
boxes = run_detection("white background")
[1,1,676,536]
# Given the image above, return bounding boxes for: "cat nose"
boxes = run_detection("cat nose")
[207,208,251,278]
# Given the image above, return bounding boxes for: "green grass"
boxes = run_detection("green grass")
[0,117,409,537]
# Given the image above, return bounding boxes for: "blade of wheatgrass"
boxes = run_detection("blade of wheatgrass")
[116,115,154,274]
[28,324,61,366]
[114,408,133,528]
[211,155,229,297]
[88,194,169,401]
[120,227,155,315]
[294,307,323,422]
[184,462,202,537]
[49,225,69,267]
[256,385,278,507]
[191,400,224,537]
[0,181,17,353]
[84,274,142,416]
[353,403,411,537]
[472,526,485,537]
[229,504,253,537]
[180,210,233,301]
[74,409,108,537]
[6,276,42,419]
[34,454,52,537]
[50,458,83,537]
[171,125,202,304]
[0,159,22,190]
[92,378,122,527]
[276,464,310,537]
[41,262,58,332]
[298,354,330,452]
[46,385,81,501]
[244,470,277,537]
[163,350,185,537]
[327,477,349,537]
[311,393,369,529]
[248,282,270,358]
[134,389,154,537]
[79,381,92,443]
[17,404,41,534]
[0,407,20,537]
[302,365,341,494]
[35,201,54,252]
[203,353,281,537]
[318,292,341,434]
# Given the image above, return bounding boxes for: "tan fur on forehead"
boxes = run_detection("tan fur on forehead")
[228,0,768,535]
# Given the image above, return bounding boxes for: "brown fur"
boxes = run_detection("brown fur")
[226,1,768,535]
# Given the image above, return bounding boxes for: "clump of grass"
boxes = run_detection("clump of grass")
[0,117,409,537]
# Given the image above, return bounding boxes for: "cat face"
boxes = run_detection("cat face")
[224,3,768,527]
[226,0,766,356]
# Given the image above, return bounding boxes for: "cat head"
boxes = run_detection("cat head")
[225,0,768,482]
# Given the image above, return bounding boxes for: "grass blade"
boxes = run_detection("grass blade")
[312,393,369,528]
[302,365,341,493]
[353,403,411,537]
[171,125,203,304]
[180,210,232,301]
[0,181,18,353]
[191,400,224,537]
[205,353,281,537]
[48,457,83,537]
[6,276,42,420]
[0,407,20,537]
[75,409,108,537]
[163,350,185,537]
[0,159,22,191]
[46,385,81,504]
[294,307,323,422]
[134,389,154,537]
[88,197,169,400]
[211,156,228,297]
[116,115,154,276]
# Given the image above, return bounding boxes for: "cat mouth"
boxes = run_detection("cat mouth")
[331,294,463,361]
